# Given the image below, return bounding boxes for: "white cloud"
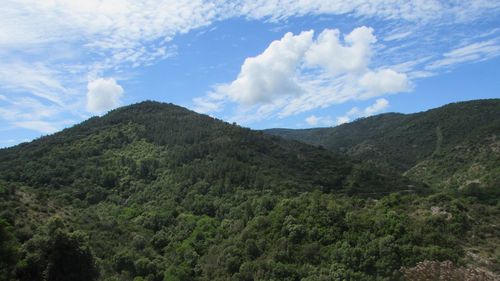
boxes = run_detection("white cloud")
[12,120,59,134]
[363,98,389,115]
[305,114,335,127]
[0,96,71,134]
[193,96,224,113]
[384,31,413,41]
[1,1,220,53]
[358,69,410,98]
[198,27,408,123]
[0,0,223,133]
[0,0,499,134]
[86,78,124,114]
[427,39,500,70]
[336,116,350,125]
[239,0,499,23]
[222,31,313,105]
[0,62,68,105]
[346,107,361,116]
[305,26,376,75]
[305,115,320,126]
[0,97,58,121]
[336,98,390,124]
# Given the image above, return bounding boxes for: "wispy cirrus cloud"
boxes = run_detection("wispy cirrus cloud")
[1,0,499,135]
[193,0,500,124]
[238,0,499,23]
[0,96,72,134]
[427,39,500,70]
[336,98,390,125]
[0,62,69,105]
[1,0,223,132]
[304,98,390,127]
[305,115,335,127]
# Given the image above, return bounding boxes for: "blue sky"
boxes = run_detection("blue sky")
[1,1,500,148]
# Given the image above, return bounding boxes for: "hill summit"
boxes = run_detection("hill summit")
[0,100,414,195]
[265,99,500,198]
[0,100,498,281]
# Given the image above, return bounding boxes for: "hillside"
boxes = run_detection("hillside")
[0,101,413,195]
[0,101,498,281]
[265,99,500,198]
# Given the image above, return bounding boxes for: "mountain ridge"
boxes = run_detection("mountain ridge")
[0,99,498,281]
[0,100,416,196]
[264,99,500,197]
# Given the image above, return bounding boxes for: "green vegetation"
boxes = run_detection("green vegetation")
[15,217,99,281]
[0,100,498,280]
[265,99,500,201]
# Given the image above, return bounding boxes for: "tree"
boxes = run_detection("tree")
[401,260,495,281]
[0,219,17,281]
[16,218,99,281]
[45,230,99,281]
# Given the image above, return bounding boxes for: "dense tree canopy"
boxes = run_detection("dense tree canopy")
[265,99,500,201]
[0,101,498,280]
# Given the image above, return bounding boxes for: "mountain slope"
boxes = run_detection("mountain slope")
[0,101,498,281]
[0,101,413,195]
[265,99,500,196]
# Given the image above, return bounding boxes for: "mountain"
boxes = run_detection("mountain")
[0,101,498,281]
[0,101,413,195]
[265,99,500,199]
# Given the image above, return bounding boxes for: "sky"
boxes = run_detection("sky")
[1,1,500,148]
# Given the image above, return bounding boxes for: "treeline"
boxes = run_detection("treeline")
[0,101,497,280]
[4,184,493,281]
[264,99,500,197]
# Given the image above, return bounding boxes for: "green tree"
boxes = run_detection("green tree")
[0,219,17,281]
[45,230,99,281]
[16,218,99,281]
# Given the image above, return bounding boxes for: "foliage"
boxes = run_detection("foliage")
[0,101,497,280]
[15,217,99,281]
[0,219,18,281]
[402,260,496,281]
[264,99,500,199]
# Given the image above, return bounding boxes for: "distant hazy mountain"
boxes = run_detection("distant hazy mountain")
[265,99,500,197]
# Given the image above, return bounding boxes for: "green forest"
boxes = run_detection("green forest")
[0,100,498,281]
[265,99,500,199]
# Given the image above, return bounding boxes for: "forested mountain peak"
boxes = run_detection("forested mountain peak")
[265,99,500,198]
[0,100,498,281]
[0,100,418,196]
